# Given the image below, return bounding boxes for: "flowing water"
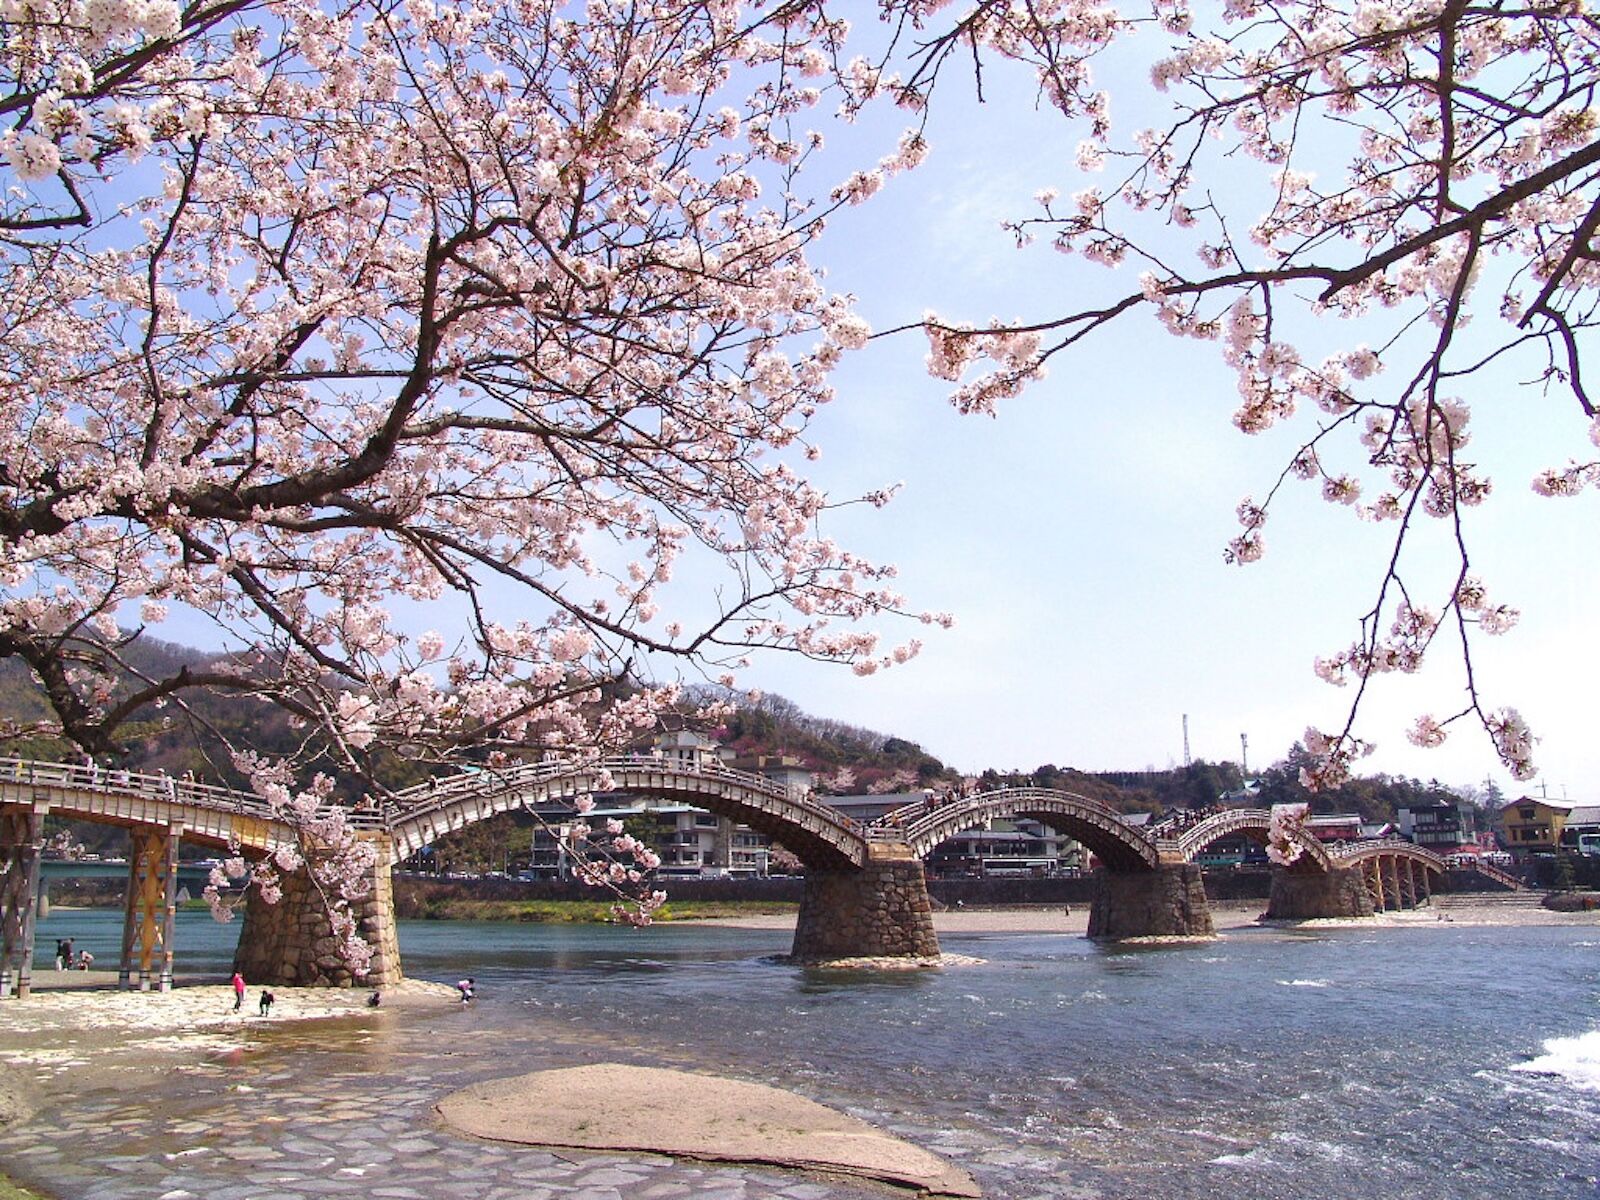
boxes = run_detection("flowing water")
[12,908,1600,1199]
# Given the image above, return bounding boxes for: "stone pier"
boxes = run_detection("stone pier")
[790,842,940,962]
[1266,863,1374,920]
[1087,864,1214,939]
[233,832,402,987]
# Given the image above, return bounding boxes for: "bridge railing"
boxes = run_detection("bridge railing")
[1328,837,1447,868]
[884,789,996,840]
[1461,857,1526,890]
[886,786,1163,851]
[383,755,868,837]
[0,752,877,842]
[0,757,278,819]
[0,757,393,838]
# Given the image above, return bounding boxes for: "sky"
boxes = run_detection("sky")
[111,19,1597,802]
[692,48,1600,800]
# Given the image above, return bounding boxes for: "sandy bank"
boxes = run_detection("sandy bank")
[684,898,1600,933]
[685,902,1263,934]
[437,1062,980,1197]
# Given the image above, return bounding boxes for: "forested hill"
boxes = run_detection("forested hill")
[710,692,1481,827]
[2,644,1481,836]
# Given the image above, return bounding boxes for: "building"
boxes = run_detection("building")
[526,797,776,880]
[1396,799,1477,854]
[825,792,1084,876]
[1306,813,1364,843]
[924,818,1083,876]
[653,729,732,772]
[727,754,814,796]
[823,792,915,826]
[1500,797,1571,856]
[523,731,782,880]
[1557,805,1600,854]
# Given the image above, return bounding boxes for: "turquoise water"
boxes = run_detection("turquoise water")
[24,907,1600,1198]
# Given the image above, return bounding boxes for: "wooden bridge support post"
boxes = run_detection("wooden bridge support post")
[1385,857,1402,910]
[233,831,402,987]
[1371,859,1387,912]
[119,825,181,992]
[791,842,940,963]
[1420,864,1432,904]
[1088,864,1215,939]
[0,804,45,999]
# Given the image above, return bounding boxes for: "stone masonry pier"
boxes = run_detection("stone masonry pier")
[790,841,940,962]
[232,832,402,987]
[1266,863,1375,920]
[1087,864,1215,939]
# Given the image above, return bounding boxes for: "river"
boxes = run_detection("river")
[11,908,1600,1199]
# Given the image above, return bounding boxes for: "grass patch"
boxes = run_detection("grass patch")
[408,898,798,923]
[654,900,798,921]
[0,1173,48,1200]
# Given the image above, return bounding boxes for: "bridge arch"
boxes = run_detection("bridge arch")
[892,788,1161,872]
[385,759,870,871]
[1330,838,1448,912]
[1171,808,1333,873]
[1330,838,1448,874]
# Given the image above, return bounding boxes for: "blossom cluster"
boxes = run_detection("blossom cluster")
[1297,727,1375,792]
[1265,802,1310,865]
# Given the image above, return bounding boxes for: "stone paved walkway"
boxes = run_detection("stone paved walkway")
[0,1018,909,1200]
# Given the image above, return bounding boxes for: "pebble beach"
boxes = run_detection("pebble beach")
[1,900,1595,1200]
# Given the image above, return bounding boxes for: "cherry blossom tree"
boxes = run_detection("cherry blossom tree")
[0,0,948,946]
[1266,801,1310,865]
[883,0,1599,785]
[9,0,1595,949]
[866,765,919,793]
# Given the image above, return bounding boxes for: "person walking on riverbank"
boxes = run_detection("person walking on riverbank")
[456,978,475,1003]
[231,972,246,1011]
[258,990,275,1016]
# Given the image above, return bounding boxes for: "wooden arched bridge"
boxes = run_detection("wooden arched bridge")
[0,758,1496,995]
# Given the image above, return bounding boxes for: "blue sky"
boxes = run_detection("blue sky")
[725,55,1600,800]
[122,27,1597,801]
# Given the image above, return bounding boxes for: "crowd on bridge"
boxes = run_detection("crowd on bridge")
[875,786,978,825]
[1151,805,1225,833]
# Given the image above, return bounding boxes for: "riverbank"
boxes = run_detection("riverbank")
[0,974,460,1198]
[0,976,456,1075]
[679,897,1600,933]
[3,906,1597,1200]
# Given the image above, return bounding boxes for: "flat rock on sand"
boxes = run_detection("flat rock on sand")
[436,1063,980,1197]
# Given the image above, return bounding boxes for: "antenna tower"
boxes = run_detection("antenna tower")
[1182,714,1191,768]
[1240,732,1249,778]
